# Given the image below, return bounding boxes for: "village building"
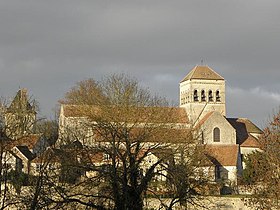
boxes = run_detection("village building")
[1,89,44,176]
[0,66,262,187]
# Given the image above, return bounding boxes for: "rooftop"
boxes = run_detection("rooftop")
[6,89,35,113]
[15,145,35,160]
[181,65,224,82]
[62,104,189,124]
[205,145,239,166]
[227,118,263,134]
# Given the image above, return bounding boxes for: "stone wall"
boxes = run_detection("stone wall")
[144,196,254,210]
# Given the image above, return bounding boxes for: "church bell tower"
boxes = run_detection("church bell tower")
[180,65,226,123]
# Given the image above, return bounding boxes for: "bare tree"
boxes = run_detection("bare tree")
[0,135,18,210]
[51,74,210,210]
[59,78,106,106]
[161,143,211,210]
[243,111,280,210]
[21,74,209,210]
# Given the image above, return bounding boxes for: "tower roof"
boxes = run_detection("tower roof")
[7,89,35,113]
[181,65,224,82]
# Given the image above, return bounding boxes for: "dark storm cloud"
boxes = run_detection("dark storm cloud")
[0,0,279,126]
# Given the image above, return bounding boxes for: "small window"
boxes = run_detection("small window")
[103,153,110,161]
[201,90,206,101]
[194,90,198,101]
[213,127,220,142]
[36,164,41,172]
[208,90,213,102]
[215,165,221,180]
[216,90,221,102]
[16,158,23,172]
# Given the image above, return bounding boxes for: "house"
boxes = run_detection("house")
[9,145,35,174]
[4,134,40,175]
[58,65,262,186]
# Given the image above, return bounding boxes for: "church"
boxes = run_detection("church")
[179,65,262,184]
[58,65,263,185]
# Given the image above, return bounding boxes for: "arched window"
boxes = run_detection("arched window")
[201,90,206,101]
[194,90,198,101]
[213,127,220,142]
[208,90,213,102]
[216,90,221,102]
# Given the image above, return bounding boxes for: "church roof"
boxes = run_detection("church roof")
[240,134,260,148]
[61,104,189,124]
[227,118,262,134]
[227,118,262,147]
[181,65,224,82]
[205,145,239,166]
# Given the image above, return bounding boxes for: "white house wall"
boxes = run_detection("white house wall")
[224,166,238,185]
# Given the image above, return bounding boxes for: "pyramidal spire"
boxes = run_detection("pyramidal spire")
[7,88,34,113]
[181,65,224,82]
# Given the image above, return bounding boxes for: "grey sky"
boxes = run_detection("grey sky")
[0,0,279,127]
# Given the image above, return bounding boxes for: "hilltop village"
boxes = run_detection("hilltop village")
[0,66,267,209]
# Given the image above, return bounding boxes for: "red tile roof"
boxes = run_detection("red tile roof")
[227,118,262,134]
[81,126,192,144]
[240,134,260,148]
[227,118,262,147]
[7,134,40,150]
[205,145,239,166]
[62,104,189,124]
[62,105,99,118]
[181,65,224,82]
[32,148,61,164]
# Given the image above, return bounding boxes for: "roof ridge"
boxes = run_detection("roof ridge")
[195,111,215,128]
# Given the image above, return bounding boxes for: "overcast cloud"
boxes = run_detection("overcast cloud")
[0,0,279,127]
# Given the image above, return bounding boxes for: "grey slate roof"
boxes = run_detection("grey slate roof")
[16,145,35,160]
